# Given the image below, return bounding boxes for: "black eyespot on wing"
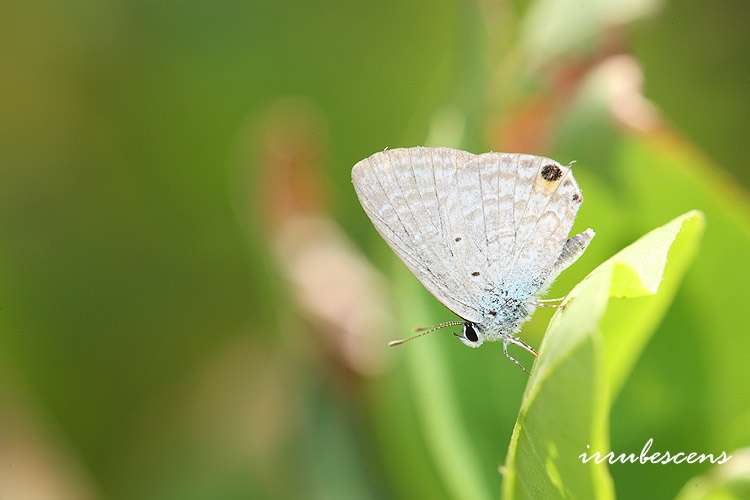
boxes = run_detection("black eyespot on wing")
[463,323,479,342]
[471,271,480,277]
[541,164,563,181]
[455,237,462,242]
[572,193,580,202]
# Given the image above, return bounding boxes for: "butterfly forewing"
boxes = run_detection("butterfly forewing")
[433,149,491,294]
[352,148,483,322]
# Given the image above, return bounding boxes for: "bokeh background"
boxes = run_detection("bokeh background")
[2,1,750,499]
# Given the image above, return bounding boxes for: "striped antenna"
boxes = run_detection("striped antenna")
[388,320,464,347]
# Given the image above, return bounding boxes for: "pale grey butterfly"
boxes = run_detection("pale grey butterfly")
[352,147,594,370]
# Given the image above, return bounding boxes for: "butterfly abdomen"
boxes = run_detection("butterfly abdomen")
[476,288,537,340]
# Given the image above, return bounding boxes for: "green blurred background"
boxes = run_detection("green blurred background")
[1,1,749,499]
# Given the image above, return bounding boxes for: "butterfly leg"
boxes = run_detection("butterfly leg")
[502,339,530,374]
[508,336,538,358]
[536,298,564,308]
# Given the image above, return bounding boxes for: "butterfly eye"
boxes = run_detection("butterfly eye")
[463,323,479,343]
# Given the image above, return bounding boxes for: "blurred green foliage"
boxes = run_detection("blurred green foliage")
[1,1,749,500]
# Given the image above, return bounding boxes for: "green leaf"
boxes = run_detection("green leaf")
[503,210,705,500]
[675,449,750,500]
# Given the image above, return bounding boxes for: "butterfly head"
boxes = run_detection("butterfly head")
[457,321,484,348]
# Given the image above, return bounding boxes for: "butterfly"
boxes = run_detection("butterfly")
[351,147,594,370]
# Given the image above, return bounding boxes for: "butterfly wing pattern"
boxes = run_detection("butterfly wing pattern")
[352,146,594,350]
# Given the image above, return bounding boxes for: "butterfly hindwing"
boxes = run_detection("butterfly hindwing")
[510,160,582,286]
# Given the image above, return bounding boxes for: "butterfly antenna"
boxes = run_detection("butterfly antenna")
[388,320,463,347]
